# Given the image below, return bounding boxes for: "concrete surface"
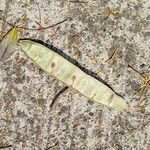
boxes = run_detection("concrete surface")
[0,0,150,150]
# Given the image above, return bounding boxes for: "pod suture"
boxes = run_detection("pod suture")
[19,39,128,112]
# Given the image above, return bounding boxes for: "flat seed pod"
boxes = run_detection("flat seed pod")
[19,40,128,112]
[0,27,18,61]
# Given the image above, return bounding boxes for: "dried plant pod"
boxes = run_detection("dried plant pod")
[0,27,18,61]
[19,40,128,112]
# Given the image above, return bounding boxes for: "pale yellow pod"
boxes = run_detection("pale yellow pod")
[0,27,18,61]
[19,40,128,112]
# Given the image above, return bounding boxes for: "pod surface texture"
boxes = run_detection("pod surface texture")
[19,40,127,112]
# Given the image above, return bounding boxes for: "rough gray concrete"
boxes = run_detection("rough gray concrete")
[0,0,150,150]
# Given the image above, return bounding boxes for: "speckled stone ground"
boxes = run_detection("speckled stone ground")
[0,0,150,150]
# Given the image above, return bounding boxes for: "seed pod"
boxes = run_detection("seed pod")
[19,40,128,112]
[0,27,18,61]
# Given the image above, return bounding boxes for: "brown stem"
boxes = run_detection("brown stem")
[45,142,58,150]
[50,86,69,108]
[128,64,145,78]
[69,1,88,3]
[0,27,13,42]
[137,80,150,100]
[0,17,68,31]
[0,145,12,149]
[105,48,118,63]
